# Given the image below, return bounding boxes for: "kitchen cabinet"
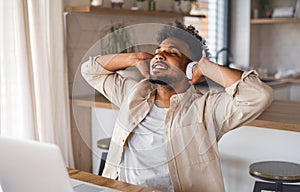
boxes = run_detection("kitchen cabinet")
[289,84,300,101]
[273,85,290,100]
[92,108,118,174]
[272,83,300,101]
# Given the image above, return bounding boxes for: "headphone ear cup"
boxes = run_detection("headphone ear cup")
[186,61,198,80]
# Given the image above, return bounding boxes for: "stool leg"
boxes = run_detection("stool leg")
[253,181,276,192]
[98,152,108,176]
[275,182,283,192]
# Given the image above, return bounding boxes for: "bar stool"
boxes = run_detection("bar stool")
[249,161,300,192]
[97,137,111,176]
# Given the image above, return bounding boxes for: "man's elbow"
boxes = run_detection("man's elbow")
[81,58,95,79]
[252,85,274,113]
[80,57,102,82]
[81,60,88,80]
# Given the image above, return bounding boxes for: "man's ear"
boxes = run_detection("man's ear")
[186,61,198,80]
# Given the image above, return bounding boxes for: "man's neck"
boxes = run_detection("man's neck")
[155,81,190,108]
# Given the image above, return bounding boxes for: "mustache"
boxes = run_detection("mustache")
[152,60,169,68]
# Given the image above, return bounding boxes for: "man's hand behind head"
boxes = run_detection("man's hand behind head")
[135,52,154,79]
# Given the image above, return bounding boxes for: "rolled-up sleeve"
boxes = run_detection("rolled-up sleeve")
[81,56,138,107]
[207,70,274,139]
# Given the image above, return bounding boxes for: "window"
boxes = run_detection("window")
[184,0,230,65]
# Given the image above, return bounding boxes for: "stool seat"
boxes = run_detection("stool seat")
[250,161,300,183]
[249,161,300,192]
[97,138,111,150]
[97,137,111,176]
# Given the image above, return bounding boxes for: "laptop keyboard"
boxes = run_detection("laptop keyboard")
[73,184,105,192]
[70,178,121,192]
[73,183,113,192]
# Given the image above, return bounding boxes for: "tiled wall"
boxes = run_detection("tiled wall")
[250,23,300,75]
[66,13,184,97]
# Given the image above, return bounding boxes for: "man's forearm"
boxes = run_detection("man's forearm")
[96,52,153,72]
[198,58,243,88]
[96,53,137,72]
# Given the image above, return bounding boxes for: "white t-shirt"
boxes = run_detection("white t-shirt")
[119,104,173,191]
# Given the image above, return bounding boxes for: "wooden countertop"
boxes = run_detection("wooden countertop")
[263,77,300,87]
[68,168,159,192]
[247,100,300,132]
[72,94,300,133]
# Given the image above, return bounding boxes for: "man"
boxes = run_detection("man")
[81,22,273,192]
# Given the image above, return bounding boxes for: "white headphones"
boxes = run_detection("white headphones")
[186,61,198,80]
[185,38,211,80]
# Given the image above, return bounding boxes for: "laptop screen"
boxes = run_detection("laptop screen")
[0,136,74,192]
[0,136,121,192]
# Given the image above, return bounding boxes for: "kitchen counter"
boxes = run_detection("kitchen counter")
[72,95,300,133]
[262,77,300,87]
[246,100,300,132]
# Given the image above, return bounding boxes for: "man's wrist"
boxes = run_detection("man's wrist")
[197,57,212,76]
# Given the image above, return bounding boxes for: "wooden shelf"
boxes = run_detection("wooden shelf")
[65,6,206,18]
[251,18,300,24]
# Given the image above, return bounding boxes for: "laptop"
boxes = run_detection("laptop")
[0,136,121,192]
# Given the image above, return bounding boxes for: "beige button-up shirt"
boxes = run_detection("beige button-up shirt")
[81,56,273,192]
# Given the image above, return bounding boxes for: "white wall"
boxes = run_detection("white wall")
[230,0,251,68]
[219,126,300,192]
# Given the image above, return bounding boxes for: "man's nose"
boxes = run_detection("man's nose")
[155,51,166,60]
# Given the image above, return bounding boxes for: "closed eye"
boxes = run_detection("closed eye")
[168,52,179,56]
[154,47,180,57]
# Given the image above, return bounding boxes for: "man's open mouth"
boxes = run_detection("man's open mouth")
[152,62,169,71]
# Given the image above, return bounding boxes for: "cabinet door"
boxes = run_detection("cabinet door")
[92,108,118,174]
[290,85,300,101]
[273,85,290,100]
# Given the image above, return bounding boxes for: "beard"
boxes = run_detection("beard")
[149,78,168,85]
[148,74,175,85]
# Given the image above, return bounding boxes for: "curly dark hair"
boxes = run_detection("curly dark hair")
[157,21,206,61]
